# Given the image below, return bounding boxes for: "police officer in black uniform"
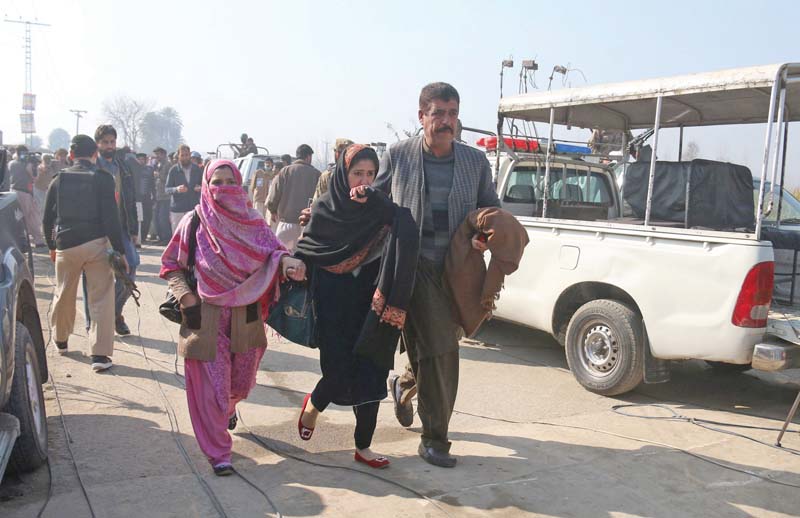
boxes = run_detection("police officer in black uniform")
[42,135,128,372]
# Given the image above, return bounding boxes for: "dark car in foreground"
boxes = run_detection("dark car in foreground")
[0,148,48,483]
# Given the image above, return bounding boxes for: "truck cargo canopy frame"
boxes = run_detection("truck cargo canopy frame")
[498,63,800,129]
[496,63,800,241]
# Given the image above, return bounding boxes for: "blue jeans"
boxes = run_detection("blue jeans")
[83,234,139,325]
[155,200,172,242]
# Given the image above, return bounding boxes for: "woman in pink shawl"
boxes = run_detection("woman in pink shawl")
[161,159,305,476]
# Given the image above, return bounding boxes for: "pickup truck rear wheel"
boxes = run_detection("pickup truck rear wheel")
[565,299,644,396]
[4,322,48,473]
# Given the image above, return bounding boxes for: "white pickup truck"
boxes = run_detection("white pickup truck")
[489,63,800,395]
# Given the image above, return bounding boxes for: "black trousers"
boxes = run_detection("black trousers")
[140,200,154,240]
[312,379,380,450]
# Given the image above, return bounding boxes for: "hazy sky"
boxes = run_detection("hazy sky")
[1,0,799,180]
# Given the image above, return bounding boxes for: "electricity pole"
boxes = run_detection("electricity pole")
[70,109,87,135]
[5,18,51,147]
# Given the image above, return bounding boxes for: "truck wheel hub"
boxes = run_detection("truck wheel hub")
[583,325,618,374]
[26,349,45,442]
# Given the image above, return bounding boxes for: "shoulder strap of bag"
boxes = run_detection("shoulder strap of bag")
[187,209,201,269]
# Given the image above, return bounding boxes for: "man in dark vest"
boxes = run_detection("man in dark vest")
[375,82,500,468]
[42,135,128,372]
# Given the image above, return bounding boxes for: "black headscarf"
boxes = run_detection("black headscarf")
[296,145,419,370]
[295,145,394,265]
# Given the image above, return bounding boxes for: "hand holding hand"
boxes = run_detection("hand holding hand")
[194,185,201,192]
[281,256,307,281]
[177,185,188,193]
[299,207,311,226]
[349,185,368,203]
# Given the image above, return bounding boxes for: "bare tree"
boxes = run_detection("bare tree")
[386,122,402,142]
[386,119,421,142]
[48,128,71,151]
[402,119,421,138]
[140,107,184,153]
[102,95,153,149]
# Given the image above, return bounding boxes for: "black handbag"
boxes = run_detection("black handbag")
[159,210,201,324]
[266,273,317,348]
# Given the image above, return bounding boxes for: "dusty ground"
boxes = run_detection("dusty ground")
[2,245,800,517]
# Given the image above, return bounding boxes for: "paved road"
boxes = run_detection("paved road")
[2,246,800,517]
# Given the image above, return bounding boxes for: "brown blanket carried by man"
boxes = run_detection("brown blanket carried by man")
[444,207,529,337]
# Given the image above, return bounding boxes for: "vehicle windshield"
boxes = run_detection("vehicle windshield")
[754,181,800,225]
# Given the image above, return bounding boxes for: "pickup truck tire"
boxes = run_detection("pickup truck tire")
[4,322,48,473]
[565,299,644,396]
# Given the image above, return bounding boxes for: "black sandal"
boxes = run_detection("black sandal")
[228,414,238,430]
[213,464,234,476]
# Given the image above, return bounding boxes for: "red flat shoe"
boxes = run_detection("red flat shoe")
[298,393,315,441]
[355,451,390,469]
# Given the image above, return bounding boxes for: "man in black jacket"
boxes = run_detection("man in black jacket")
[135,153,155,245]
[152,147,172,244]
[165,144,203,230]
[42,135,128,372]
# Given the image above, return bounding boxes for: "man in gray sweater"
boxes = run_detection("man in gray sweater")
[375,82,500,467]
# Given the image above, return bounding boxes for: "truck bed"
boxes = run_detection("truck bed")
[768,303,800,346]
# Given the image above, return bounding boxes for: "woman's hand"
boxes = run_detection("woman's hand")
[180,293,199,309]
[471,234,488,253]
[350,185,369,203]
[281,256,307,281]
[299,207,311,226]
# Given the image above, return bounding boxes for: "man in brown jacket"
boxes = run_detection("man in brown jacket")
[445,207,529,337]
[267,144,319,251]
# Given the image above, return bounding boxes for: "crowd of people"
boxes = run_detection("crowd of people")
[17,81,529,478]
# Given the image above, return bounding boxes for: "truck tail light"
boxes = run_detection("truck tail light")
[732,261,774,328]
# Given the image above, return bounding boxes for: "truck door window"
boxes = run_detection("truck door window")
[505,165,611,200]
[551,168,611,204]
[503,166,539,203]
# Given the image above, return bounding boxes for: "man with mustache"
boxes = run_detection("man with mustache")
[375,82,500,468]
